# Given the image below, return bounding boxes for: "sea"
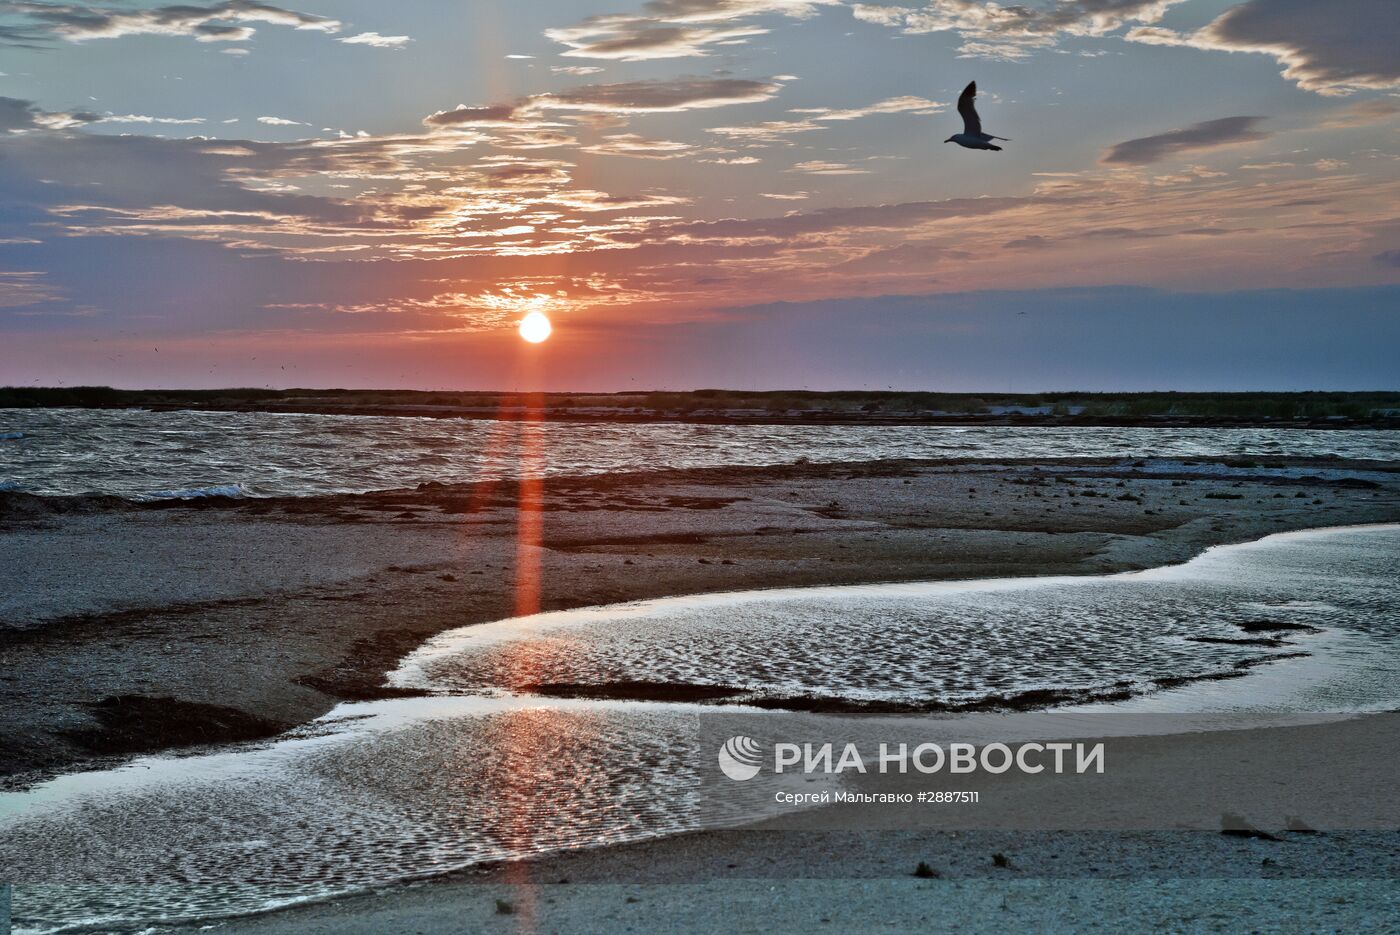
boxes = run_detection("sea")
[2,409,1399,932]
[2,407,1399,499]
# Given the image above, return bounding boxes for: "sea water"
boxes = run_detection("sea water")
[2,407,1397,499]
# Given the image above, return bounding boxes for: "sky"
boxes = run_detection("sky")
[0,0,1397,391]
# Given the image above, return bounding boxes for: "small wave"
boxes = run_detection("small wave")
[139,483,249,501]
[4,409,1400,499]
[1243,600,1341,613]
[0,431,23,440]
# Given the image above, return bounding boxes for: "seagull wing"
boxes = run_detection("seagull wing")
[957,81,981,137]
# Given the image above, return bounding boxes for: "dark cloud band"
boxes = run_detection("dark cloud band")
[1101,116,1271,165]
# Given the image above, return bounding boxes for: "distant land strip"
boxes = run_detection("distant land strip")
[4,387,1400,428]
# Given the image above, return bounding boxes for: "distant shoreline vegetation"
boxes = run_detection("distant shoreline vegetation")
[3,387,1399,427]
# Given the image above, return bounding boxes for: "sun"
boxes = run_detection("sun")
[518,310,552,344]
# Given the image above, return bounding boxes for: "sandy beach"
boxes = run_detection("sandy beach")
[162,715,1400,934]
[5,452,1400,933]
[5,454,1398,783]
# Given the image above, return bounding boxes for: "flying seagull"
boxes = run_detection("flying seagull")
[945,81,1008,152]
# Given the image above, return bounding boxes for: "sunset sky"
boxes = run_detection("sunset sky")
[1,0,1397,390]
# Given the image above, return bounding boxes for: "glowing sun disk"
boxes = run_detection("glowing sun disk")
[519,310,552,343]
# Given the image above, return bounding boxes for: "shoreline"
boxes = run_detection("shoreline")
[7,388,1400,429]
[128,403,1400,430]
[11,399,1400,429]
[11,528,1400,933]
[5,484,1400,932]
[4,452,1396,505]
[147,643,1398,932]
[4,454,1400,786]
[116,712,1400,934]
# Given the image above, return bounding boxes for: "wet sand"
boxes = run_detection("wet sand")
[4,455,1399,785]
[6,454,1400,932]
[164,875,1400,935]
[162,714,1400,934]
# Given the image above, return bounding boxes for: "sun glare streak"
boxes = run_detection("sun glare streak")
[505,386,546,934]
[513,405,545,617]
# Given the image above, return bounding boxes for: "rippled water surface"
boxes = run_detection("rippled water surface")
[4,526,1399,933]
[2,408,1398,498]
[394,524,1400,711]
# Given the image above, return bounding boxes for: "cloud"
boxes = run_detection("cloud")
[546,21,768,60]
[1125,0,1400,95]
[1205,0,1400,94]
[0,131,381,241]
[96,114,208,125]
[1,0,341,46]
[705,95,941,147]
[0,270,64,308]
[1374,250,1400,268]
[852,0,1186,60]
[257,116,306,126]
[0,106,693,268]
[545,0,840,60]
[1101,116,1271,165]
[486,128,579,151]
[639,286,1400,392]
[629,0,838,19]
[6,0,1399,362]
[581,133,695,159]
[617,196,1038,245]
[791,95,944,121]
[538,77,783,113]
[422,104,525,128]
[790,160,870,175]
[1318,99,1400,128]
[424,78,782,137]
[0,95,99,131]
[706,118,823,143]
[473,156,574,188]
[337,31,411,49]
[552,65,605,75]
[0,97,40,132]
